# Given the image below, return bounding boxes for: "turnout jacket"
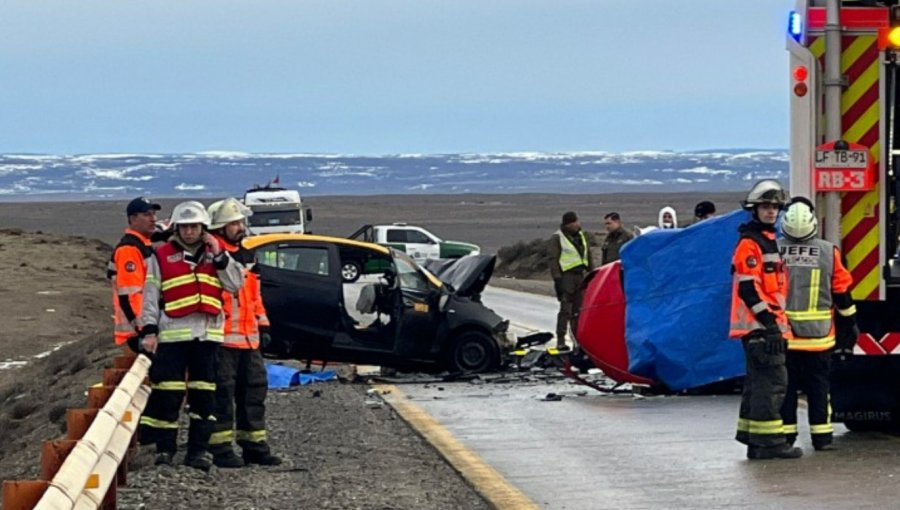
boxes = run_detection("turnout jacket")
[214,234,270,350]
[729,221,792,339]
[140,237,244,343]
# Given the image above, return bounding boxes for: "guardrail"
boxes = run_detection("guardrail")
[2,352,152,510]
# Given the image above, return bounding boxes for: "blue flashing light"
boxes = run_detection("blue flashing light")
[788,11,803,42]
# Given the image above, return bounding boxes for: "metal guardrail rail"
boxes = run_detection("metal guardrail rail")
[2,353,152,510]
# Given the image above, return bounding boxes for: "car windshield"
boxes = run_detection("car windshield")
[392,251,434,292]
[248,209,301,227]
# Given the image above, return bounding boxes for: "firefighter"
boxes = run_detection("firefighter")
[549,211,593,350]
[730,179,802,459]
[779,197,858,451]
[107,197,161,353]
[206,198,282,468]
[600,212,633,265]
[138,201,244,471]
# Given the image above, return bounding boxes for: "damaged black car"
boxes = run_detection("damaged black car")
[244,233,541,373]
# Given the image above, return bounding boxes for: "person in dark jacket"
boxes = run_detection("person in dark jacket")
[548,211,593,350]
[600,212,633,265]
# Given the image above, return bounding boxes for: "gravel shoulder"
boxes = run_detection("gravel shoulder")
[0,228,488,509]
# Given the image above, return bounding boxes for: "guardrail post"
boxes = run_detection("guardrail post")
[87,386,116,409]
[113,355,136,370]
[2,480,49,510]
[40,440,77,481]
[103,368,128,387]
[66,408,99,440]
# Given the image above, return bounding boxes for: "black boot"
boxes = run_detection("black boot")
[747,444,803,460]
[243,449,282,466]
[154,451,175,466]
[184,450,214,472]
[212,448,245,468]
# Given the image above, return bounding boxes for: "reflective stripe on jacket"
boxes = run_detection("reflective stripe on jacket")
[729,225,791,339]
[779,238,854,351]
[557,230,590,272]
[140,240,244,343]
[108,229,153,345]
[216,235,270,350]
[156,242,224,318]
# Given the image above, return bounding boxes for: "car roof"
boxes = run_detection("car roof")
[242,233,391,254]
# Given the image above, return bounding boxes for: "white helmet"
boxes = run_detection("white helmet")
[782,197,818,241]
[208,197,252,230]
[742,179,789,210]
[170,200,210,227]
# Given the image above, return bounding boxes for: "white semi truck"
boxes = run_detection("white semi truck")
[243,186,312,235]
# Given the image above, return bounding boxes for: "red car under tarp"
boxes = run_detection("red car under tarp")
[576,261,655,386]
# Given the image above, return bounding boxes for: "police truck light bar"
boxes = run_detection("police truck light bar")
[788,11,802,43]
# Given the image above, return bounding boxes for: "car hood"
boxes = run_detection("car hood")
[422,254,495,297]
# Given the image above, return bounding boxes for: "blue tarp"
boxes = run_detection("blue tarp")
[621,209,750,390]
[266,363,337,389]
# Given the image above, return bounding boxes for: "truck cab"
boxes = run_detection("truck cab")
[243,186,312,236]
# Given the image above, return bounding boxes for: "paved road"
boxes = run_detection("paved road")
[398,286,900,509]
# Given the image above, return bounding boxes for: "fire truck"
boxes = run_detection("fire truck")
[788,0,900,430]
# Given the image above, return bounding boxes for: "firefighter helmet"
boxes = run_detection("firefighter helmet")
[782,197,817,241]
[208,197,252,230]
[741,179,789,210]
[170,201,210,227]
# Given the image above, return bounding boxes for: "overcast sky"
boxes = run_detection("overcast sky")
[0,0,794,155]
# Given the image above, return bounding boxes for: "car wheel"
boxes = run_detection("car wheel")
[341,261,362,283]
[447,331,498,374]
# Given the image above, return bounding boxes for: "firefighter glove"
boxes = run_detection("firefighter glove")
[259,325,272,350]
[836,320,859,352]
[764,330,786,356]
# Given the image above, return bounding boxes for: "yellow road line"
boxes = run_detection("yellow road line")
[374,384,539,510]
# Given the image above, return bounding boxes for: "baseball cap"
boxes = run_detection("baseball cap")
[126,197,162,216]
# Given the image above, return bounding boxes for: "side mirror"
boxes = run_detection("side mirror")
[305,208,313,222]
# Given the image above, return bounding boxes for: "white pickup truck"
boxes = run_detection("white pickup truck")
[344,223,480,282]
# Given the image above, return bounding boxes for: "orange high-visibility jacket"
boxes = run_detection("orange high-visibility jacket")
[215,234,270,350]
[108,229,153,345]
[730,225,792,339]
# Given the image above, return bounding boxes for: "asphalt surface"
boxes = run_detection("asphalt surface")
[395,286,900,509]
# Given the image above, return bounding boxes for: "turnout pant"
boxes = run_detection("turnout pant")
[210,347,272,456]
[736,335,788,447]
[140,339,219,455]
[556,269,585,347]
[780,350,833,448]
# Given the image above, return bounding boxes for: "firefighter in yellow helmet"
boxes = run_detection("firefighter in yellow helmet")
[206,198,282,467]
[730,180,802,460]
[138,200,244,471]
[778,197,857,451]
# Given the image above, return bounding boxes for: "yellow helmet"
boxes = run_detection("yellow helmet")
[208,197,252,230]
[782,197,818,241]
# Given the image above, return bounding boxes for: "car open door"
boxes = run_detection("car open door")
[391,253,440,358]
[255,241,342,353]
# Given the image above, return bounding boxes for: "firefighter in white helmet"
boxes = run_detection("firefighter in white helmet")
[778,196,857,451]
[138,200,244,471]
[206,198,282,467]
[730,179,802,459]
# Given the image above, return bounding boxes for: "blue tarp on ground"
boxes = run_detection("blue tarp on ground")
[620,209,750,390]
[266,363,337,389]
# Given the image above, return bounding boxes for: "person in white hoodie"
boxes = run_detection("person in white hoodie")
[658,206,678,229]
